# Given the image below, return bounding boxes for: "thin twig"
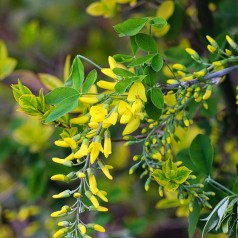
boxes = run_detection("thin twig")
[158,64,238,90]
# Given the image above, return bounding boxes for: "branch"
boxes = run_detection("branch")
[158,65,238,90]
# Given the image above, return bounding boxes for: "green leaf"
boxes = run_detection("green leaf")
[45,87,79,105]
[189,134,214,175]
[130,36,139,55]
[173,166,192,184]
[188,199,202,238]
[45,94,79,123]
[82,69,97,94]
[38,73,64,90]
[165,182,179,191]
[113,54,133,63]
[0,58,17,80]
[114,78,134,94]
[163,157,176,172]
[150,17,167,29]
[113,68,135,77]
[216,198,229,230]
[65,55,84,90]
[222,216,231,234]
[151,53,163,72]
[152,169,169,186]
[12,80,32,103]
[143,66,157,86]
[113,18,149,36]
[128,54,156,67]
[202,197,228,237]
[37,88,45,112]
[145,92,162,121]
[156,198,180,209]
[18,94,40,116]
[135,33,158,52]
[150,87,164,109]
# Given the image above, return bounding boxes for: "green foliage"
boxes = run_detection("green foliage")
[189,134,214,176]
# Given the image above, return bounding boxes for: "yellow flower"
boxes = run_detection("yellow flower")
[88,136,104,164]
[132,99,143,113]
[78,224,87,235]
[98,160,113,180]
[52,190,71,199]
[74,138,89,159]
[90,106,108,123]
[76,171,86,178]
[103,130,112,158]
[52,158,73,167]
[101,56,126,79]
[127,82,147,102]
[85,191,100,208]
[202,85,212,100]
[97,80,116,91]
[63,138,77,150]
[122,115,140,135]
[88,223,106,233]
[118,101,133,124]
[53,228,69,238]
[50,174,69,182]
[226,35,237,49]
[70,114,90,125]
[79,94,104,104]
[96,190,108,202]
[102,111,118,128]
[87,168,99,195]
[54,140,69,148]
[86,0,116,18]
[88,121,99,129]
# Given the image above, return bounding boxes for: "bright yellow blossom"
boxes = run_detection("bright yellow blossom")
[96,190,108,202]
[132,99,143,113]
[70,114,90,125]
[90,106,108,123]
[101,56,126,79]
[86,0,116,18]
[102,111,118,128]
[88,136,104,164]
[127,82,147,102]
[74,138,89,159]
[63,138,77,150]
[85,191,100,208]
[118,101,133,124]
[53,228,69,238]
[97,80,116,90]
[88,223,106,233]
[103,130,112,158]
[98,160,113,180]
[78,224,87,235]
[122,115,140,135]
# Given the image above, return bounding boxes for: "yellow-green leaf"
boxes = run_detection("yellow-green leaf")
[152,169,169,186]
[38,73,64,90]
[173,166,192,184]
[18,94,40,116]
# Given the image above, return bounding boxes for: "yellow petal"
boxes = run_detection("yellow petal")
[127,82,147,102]
[122,116,140,135]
